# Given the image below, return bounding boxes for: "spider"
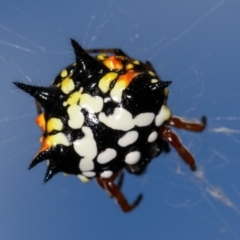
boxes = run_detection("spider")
[14,39,206,212]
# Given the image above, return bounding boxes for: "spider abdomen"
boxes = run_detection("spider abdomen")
[14,39,206,212]
[14,39,172,183]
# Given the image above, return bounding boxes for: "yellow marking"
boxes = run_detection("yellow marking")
[151,79,158,83]
[47,118,63,133]
[117,55,125,61]
[97,54,107,61]
[133,60,140,65]
[60,77,75,94]
[126,63,134,70]
[163,105,171,120]
[77,174,90,182]
[148,71,156,77]
[65,86,104,114]
[110,71,139,102]
[155,105,172,126]
[164,88,169,96]
[110,80,128,102]
[65,89,82,105]
[60,69,68,78]
[99,72,118,93]
[163,88,169,104]
[39,133,70,152]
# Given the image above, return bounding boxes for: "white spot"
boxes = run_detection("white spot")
[125,151,141,165]
[67,105,84,129]
[74,127,97,172]
[97,148,117,164]
[134,113,155,127]
[148,131,158,142]
[99,107,155,131]
[82,171,96,178]
[100,170,113,178]
[99,107,134,131]
[80,93,103,113]
[155,105,171,126]
[118,131,139,147]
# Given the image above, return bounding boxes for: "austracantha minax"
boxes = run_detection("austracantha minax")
[14,39,206,212]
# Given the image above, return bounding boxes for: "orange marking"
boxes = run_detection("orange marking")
[103,56,123,70]
[39,136,53,153]
[117,70,139,87]
[36,113,46,132]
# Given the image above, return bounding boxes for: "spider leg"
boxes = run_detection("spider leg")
[86,48,133,60]
[96,171,124,191]
[159,125,197,171]
[116,171,124,190]
[35,100,42,115]
[98,171,124,192]
[96,172,142,212]
[166,116,206,132]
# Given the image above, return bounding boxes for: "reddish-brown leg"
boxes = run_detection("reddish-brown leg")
[97,172,142,212]
[96,171,123,194]
[86,48,134,61]
[35,100,42,115]
[159,125,197,171]
[166,116,206,132]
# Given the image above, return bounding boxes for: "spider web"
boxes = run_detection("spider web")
[1,0,240,239]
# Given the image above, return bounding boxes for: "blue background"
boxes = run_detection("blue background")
[1,0,240,239]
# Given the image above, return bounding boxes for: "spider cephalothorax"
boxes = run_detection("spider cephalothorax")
[14,39,206,212]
